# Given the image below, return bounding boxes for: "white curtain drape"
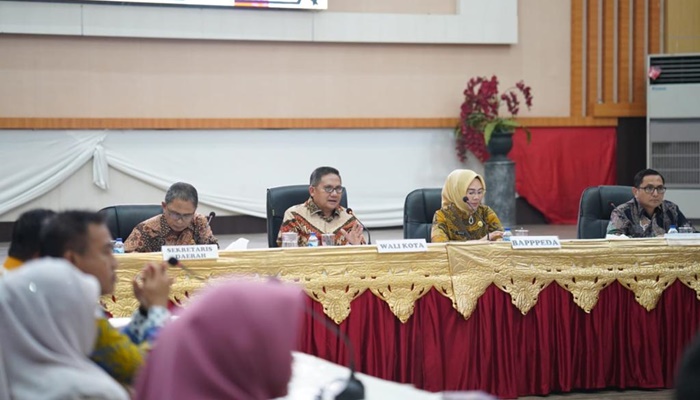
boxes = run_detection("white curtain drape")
[0,130,482,227]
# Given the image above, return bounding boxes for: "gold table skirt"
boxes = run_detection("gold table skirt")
[105,239,700,324]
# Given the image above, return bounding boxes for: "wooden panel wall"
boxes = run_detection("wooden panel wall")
[572,0,663,120]
[665,0,700,53]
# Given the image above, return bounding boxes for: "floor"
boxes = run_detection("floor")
[0,225,677,398]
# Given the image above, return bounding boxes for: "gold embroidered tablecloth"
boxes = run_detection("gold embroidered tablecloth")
[105,239,700,323]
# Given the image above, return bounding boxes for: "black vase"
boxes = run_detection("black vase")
[486,130,514,160]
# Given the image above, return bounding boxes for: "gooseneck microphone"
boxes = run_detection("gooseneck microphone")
[346,208,371,245]
[609,202,617,211]
[305,303,365,400]
[207,211,216,226]
[463,197,491,240]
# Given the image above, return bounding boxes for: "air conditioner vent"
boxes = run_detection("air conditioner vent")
[650,55,700,85]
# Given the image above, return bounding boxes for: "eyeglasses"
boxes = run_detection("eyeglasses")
[319,185,344,194]
[165,208,195,221]
[638,186,666,194]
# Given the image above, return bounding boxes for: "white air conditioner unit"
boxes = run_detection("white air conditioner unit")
[647,53,700,219]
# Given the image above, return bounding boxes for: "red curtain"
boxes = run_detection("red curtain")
[299,282,700,399]
[508,127,617,224]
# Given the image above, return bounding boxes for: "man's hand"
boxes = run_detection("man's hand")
[481,231,504,241]
[340,223,364,245]
[132,262,173,309]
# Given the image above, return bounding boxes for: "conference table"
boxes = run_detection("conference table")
[107,239,700,399]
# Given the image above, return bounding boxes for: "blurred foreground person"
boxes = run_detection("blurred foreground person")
[135,279,303,400]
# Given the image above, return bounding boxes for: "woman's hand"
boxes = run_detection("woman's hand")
[481,231,504,241]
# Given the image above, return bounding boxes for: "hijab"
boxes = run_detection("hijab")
[441,169,486,214]
[0,257,129,400]
[135,279,304,400]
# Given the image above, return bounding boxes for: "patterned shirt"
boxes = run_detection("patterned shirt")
[607,198,694,237]
[277,197,365,246]
[124,214,218,253]
[431,203,503,242]
[91,306,170,385]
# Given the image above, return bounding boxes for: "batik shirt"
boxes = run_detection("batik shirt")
[431,203,503,242]
[277,197,365,246]
[124,214,218,253]
[606,198,694,237]
[91,306,170,385]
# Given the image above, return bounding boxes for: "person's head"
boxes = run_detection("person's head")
[40,211,117,296]
[7,208,55,261]
[162,182,199,233]
[134,279,303,400]
[309,166,343,216]
[0,258,129,400]
[632,169,666,213]
[441,169,486,214]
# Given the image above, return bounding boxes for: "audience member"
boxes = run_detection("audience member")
[675,333,700,400]
[2,208,55,270]
[0,258,129,400]
[125,182,218,252]
[40,210,172,385]
[277,166,364,246]
[431,169,504,242]
[607,169,695,237]
[134,279,303,400]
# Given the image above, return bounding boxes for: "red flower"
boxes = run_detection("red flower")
[455,76,534,162]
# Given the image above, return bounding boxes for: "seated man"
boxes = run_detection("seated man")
[125,182,218,253]
[41,211,172,385]
[2,208,55,271]
[607,168,694,237]
[277,166,364,247]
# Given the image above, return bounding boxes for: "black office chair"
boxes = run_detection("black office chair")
[576,185,634,239]
[99,205,163,241]
[403,188,442,242]
[266,185,349,248]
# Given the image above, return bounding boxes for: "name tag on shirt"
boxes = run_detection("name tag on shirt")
[510,236,561,249]
[161,245,219,261]
[376,239,428,253]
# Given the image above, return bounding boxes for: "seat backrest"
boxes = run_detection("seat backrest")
[99,205,163,242]
[403,188,442,242]
[576,185,634,239]
[266,185,349,248]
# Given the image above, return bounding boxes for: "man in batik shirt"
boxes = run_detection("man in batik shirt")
[607,169,694,237]
[125,182,218,253]
[277,166,365,247]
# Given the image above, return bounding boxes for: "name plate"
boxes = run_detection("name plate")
[376,239,428,253]
[666,233,700,246]
[161,245,219,261]
[510,236,561,249]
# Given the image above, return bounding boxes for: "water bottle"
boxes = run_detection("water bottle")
[668,225,679,235]
[502,228,512,242]
[307,232,319,247]
[113,238,125,254]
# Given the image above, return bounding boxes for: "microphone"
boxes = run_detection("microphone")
[609,202,617,211]
[346,208,371,245]
[305,302,365,400]
[167,257,206,281]
[207,211,216,226]
[463,197,491,240]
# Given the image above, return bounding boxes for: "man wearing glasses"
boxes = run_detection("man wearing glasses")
[277,166,365,246]
[125,182,218,252]
[607,169,694,237]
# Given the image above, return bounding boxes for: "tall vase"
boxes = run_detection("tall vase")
[484,129,516,228]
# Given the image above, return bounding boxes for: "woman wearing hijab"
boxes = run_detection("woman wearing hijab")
[0,258,129,400]
[134,279,303,400]
[431,169,504,242]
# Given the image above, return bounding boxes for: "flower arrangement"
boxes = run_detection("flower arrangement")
[455,75,533,162]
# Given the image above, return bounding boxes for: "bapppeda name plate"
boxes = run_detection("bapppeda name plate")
[510,236,561,249]
[376,239,428,253]
[161,245,219,261]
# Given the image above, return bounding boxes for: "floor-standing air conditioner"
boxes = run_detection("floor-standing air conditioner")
[647,53,700,219]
